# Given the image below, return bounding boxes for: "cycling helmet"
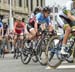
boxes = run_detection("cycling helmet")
[43,6,51,13]
[34,6,42,15]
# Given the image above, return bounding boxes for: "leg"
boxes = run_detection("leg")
[26,28,36,40]
[61,24,71,54]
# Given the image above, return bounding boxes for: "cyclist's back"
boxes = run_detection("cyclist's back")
[57,0,74,27]
[57,0,75,55]
[35,12,50,25]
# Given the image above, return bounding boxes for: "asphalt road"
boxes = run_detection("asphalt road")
[0,54,75,72]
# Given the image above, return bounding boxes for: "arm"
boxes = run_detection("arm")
[48,16,53,31]
[34,22,38,32]
[14,22,17,33]
[35,13,41,32]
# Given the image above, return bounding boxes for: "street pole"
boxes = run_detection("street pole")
[10,0,12,18]
[53,4,55,29]
[9,0,13,32]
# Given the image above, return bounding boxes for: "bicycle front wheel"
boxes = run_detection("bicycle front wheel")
[46,36,62,69]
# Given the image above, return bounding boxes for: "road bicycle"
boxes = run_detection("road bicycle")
[46,27,75,69]
[21,29,56,65]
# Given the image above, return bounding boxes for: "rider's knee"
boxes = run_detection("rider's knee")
[30,30,36,37]
[65,26,71,32]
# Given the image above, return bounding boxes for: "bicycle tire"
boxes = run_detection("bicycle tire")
[37,39,48,66]
[0,39,5,58]
[46,35,62,69]
[21,48,31,64]
[72,43,75,62]
[14,39,22,59]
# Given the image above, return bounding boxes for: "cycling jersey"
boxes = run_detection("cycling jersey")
[14,22,25,34]
[35,13,51,25]
[27,12,51,32]
[57,1,75,28]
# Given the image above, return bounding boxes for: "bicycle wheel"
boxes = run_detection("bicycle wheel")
[46,36,62,69]
[1,38,6,58]
[37,39,48,66]
[73,43,75,62]
[21,48,31,64]
[14,39,21,59]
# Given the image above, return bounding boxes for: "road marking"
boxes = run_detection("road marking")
[46,65,75,69]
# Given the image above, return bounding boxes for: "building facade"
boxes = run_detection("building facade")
[0,0,45,19]
[45,0,72,13]
[45,0,71,8]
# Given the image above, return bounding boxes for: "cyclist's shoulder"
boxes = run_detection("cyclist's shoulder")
[36,13,42,17]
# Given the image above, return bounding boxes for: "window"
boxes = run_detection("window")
[26,0,28,7]
[37,0,39,6]
[19,0,22,7]
[8,0,10,4]
[55,7,58,13]
[0,0,1,2]
[14,0,16,6]
[40,0,43,7]
[8,0,13,5]
[31,0,33,11]
[50,7,58,13]
[50,7,53,13]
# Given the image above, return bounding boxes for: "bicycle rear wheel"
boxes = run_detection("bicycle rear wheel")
[73,43,75,62]
[46,36,62,69]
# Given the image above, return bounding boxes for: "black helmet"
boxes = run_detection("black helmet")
[34,6,42,15]
[43,6,51,13]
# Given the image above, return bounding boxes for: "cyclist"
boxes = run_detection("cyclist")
[2,19,9,52]
[14,16,26,56]
[0,19,3,40]
[14,16,25,39]
[27,6,53,40]
[25,7,42,45]
[57,0,75,55]
[14,16,25,56]
[30,6,42,19]
[2,19,9,37]
[26,6,53,61]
